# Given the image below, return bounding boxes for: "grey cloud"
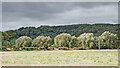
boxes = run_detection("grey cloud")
[2,2,118,31]
[3,2,75,22]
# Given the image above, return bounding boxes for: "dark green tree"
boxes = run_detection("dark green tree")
[3,30,17,48]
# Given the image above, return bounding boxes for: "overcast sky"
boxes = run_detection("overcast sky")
[2,2,118,31]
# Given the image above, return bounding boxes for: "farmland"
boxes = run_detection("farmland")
[1,50,118,66]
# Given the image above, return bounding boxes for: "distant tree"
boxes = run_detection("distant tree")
[54,33,73,48]
[77,33,94,49]
[100,31,118,49]
[2,40,9,47]
[94,36,102,49]
[3,30,17,48]
[13,24,118,46]
[10,39,16,46]
[16,36,32,48]
[2,32,6,41]
[32,36,51,49]
[71,36,78,47]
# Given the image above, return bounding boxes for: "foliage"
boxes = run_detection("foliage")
[71,36,78,47]
[54,33,73,48]
[9,24,118,44]
[2,31,119,51]
[1,24,120,50]
[2,24,119,46]
[93,36,100,49]
[2,30,17,47]
[32,36,52,49]
[2,41,9,46]
[99,31,118,49]
[16,36,32,48]
[10,39,16,46]
[77,33,94,49]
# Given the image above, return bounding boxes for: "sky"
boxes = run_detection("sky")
[2,2,118,31]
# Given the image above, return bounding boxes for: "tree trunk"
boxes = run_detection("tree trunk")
[98,42,100,50]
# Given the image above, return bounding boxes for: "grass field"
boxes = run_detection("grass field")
[1,50,118,66]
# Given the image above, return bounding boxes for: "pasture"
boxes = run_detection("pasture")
[1,50,118,66]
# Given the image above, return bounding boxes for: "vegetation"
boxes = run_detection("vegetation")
[2,50,118,66]
[1,24,119,66]
[32,36,52,49]
[15,36,32,48]
[54,33,73,48]
[77,33,94,49]
[2,31,119,51]
[1,24,120,51]
[14,24,118,39]
[99,31,118,49]
[2,30,17,48]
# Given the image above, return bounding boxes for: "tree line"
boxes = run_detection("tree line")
[1,24,120,51]
[2,31,118,51]
[2,24,119,45]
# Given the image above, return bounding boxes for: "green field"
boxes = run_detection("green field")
[1,50,118,66]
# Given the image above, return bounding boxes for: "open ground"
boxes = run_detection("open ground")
[1,50,118,66]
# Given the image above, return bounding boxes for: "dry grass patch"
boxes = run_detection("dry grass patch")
[1,50,118,66]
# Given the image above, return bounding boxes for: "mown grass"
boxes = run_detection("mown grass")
[1,50,118,66]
